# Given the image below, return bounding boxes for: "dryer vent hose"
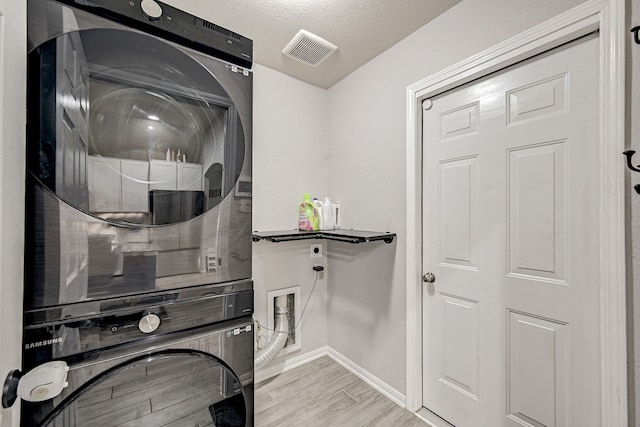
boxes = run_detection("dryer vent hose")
[255,296,289,370]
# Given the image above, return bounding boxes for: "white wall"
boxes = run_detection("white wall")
[252,64,329,375]
[326,0,587,396]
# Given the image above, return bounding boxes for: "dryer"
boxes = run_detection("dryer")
[25,0,253,309]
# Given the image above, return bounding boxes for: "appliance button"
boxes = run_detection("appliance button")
[141,0,162,20]
[30,386,50,400]
[138,313,161,334]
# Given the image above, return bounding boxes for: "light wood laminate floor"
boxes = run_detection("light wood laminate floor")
[255,356,427,427]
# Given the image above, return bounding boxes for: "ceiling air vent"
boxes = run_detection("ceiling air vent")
[282,30,337,66]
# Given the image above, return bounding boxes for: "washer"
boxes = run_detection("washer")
[22,281,254,426]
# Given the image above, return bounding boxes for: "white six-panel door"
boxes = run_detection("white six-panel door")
[422,35,600,426]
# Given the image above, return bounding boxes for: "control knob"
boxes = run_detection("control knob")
[141,0,162,21]
[138,313,161,334]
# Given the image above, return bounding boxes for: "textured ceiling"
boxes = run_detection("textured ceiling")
[162,0,461,88]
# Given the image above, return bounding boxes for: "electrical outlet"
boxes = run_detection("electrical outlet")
[310,243,322,258]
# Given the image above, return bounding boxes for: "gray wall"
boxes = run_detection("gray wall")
[252,64,330,375]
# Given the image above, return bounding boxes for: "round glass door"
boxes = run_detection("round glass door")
[27,28,246,226]
[40,351,246,427]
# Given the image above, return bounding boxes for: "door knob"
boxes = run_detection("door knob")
[423,272,436,283]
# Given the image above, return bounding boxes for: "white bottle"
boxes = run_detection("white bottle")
[313,198,323,230]
[166,148,171,161]
[321,197,334,230]
[177,149,181,162]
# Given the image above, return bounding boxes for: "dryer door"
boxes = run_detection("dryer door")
[39,350,246,427]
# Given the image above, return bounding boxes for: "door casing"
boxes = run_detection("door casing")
[405,0,627,426]
[0,1,27,426]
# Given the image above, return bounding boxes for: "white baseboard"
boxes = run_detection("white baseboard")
[254,346,408,412]
[254,346,329,384]
[326,348,406,409]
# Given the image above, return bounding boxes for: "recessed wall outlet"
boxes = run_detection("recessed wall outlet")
[267,287,301,353]
[310,243,322,258]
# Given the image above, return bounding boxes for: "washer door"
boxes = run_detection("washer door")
[40,350,246,427]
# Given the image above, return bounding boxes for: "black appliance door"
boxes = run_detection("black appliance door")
[25,0,253,309]
[39,350,247,427]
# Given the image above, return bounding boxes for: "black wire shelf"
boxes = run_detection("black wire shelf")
[252,229,395,244]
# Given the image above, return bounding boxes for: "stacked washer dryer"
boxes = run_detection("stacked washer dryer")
[23,0,254,425]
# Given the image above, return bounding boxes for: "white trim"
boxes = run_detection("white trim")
[326,347,406,409]
[597,0,627,423]
[405,0,627,425]
[254,346,329,384]
[0,1,26,426]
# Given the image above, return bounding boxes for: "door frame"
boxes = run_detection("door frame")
[405,0,627,425]
[0,0,26,426]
